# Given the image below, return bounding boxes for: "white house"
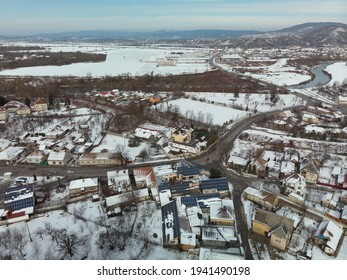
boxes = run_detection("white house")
[283,172,306,196]
[26,151,47,164]
[69,178,98,197]
[47,151,71,166]
[314,220,343,256]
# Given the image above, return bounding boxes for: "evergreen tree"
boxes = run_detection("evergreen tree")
[24,97,31,107]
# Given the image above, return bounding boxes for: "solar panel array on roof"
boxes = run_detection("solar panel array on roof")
[161,200,180,243]
[170,181,191,195]
[5,197,34,212]
[158,182,171,191]
[5,184,33,201]
[200,177,229,192]
[181,193,220,208]
[177,164,200,177]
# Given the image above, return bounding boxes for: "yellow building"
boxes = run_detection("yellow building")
[34,98,48,112]
[252,208,294,251]
[171,127,193,143]
[0,106,8,121]
[16,105,31,116]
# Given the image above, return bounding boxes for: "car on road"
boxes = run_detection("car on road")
[67,170,75,174]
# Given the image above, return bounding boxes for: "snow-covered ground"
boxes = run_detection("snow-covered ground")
[91,133,152,161]
[0,45,213,77]
[325,62,347,86]
[217,58,312,86]
[0,199,182,260]
[159,98,250,125]
[186,92,305,112]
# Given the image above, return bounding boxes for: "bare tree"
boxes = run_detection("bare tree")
[11,228,27,259]
[56,231,88,259]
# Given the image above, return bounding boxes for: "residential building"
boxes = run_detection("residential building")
[314,220,343,256]
[2,183,34,222]
[201,226,238,249]
[105,188,149,211]
[171,126,193,144]
[302,113,319,124]
[133,166,156,188]
[0,146,25,165]
[243,187,278,211]
[69,178,98,198]
[16,105,31,116]
[107,169,131,193]
[282,172,306,196]
[252,208,294,251]
[200,178,230,196]
[79,153,121,166]
[161,200,180,247]
[0,106,8,121]
[26,150,47,164]
[177,164,200,181]
[209,199,234,226]
[47,151,71,166]
[300,159,320,183]
[33,98,48,112]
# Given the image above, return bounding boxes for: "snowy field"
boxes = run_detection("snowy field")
[325,62,347,86]
[160,98,250,125]
[91,133,152,161]
[0,44,213,77]
[218,58,312,86]
[186,92,305,112]
[0,199,182,260]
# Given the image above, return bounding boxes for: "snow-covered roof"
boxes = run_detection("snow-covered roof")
[69,178,98,190]
[106,188,149,207]
[26,150,44,159]
[0,138,11,151]
[199,247,244,260]
[134,127,159,139]
[315,220,343,252]
[107,169,130,188]
[152,164,174,177]
[228,155,248,166]
[48,151,67,161]
[0,146,24,161]
[280,161,295,174]
[180,231,196,246]
[159,190,172,206]
[202,226,237,242]
[209,200,234,221]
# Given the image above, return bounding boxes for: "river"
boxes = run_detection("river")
[290,62,332,89]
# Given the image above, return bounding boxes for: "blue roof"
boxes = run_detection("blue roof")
[200,177,229,192]
[181,193,220,208]
[177,164,200,177]
[161,200,180,243]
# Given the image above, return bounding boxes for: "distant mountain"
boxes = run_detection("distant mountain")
[233,22,347,48]
[1,22,347,47]
[28,29,261,40]
[275,22,347,35]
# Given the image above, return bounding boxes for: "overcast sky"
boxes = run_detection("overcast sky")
[0,0,346,35]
